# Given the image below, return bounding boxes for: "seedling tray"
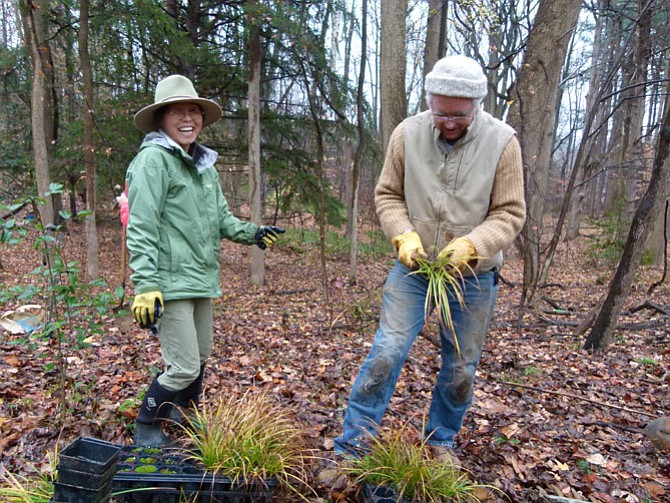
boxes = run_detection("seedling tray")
[58,437,121,475]
[112,445,276,503]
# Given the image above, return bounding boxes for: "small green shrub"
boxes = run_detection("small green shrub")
[523,365,541,377]
[576,459,592,474]
[634,357,659,366]
[1,185,118,420]
[494,435,520,446]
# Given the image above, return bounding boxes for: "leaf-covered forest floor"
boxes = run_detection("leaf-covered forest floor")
[0,213,668,502]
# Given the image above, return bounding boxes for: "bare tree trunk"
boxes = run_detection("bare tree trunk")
[505,0,582,309]
[247,0,264,286]
[584,76,670,351]
[78,0,99,280]
[21,0,55,227]
[421,0,447,110]
[566,0,608,239]
[604,1,650,232]
[646,58,670,260]
[538,0,656,298]
[306,93,329,302]
[380,0,407,153]
[348,0,368,285]
[294,46,329,300]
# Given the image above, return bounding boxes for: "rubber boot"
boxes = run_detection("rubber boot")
[134,376,178,448]
[169,364,205,425]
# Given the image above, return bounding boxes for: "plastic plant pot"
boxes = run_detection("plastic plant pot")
[52,478,114,503]
[58,437,121,475]
[55,463,116,488]
[360,482,411,503]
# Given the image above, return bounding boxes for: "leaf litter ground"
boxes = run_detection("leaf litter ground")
[0,219,668,502]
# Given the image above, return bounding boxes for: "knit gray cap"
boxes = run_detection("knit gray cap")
[425,55,488,100]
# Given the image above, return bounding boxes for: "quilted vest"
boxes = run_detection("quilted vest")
[403,109,515,271]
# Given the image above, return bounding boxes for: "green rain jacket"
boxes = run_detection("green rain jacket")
[126,131,258,300]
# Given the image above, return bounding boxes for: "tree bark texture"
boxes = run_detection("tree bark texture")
[536,0,657,313]
[247,0,265,286]
[505,0,582,306]
[20,0,56,227]
[380,0,407,154]
[79,0,99,280]
[348,0,367,285]
[584,76,670,351]
[420,0,447,110]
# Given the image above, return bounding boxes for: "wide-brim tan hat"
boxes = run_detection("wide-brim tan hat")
[134,75,222,133]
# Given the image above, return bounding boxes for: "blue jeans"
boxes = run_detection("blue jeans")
[334,261,498,456]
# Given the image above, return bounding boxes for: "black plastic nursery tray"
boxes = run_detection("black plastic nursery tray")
[112,445,277,503]
[59,437,121,475]
[360,482,411,503]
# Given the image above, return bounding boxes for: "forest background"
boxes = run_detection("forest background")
[0,0,669,501]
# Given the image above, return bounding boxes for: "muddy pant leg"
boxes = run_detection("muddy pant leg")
[334,261,429,456]
[425,269,498,446]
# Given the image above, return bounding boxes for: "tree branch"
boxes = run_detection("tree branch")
[495,379,659,418]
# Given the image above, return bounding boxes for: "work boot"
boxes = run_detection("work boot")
[134,375,178,448]
[169,364,205,425]
[134,422,178,448]
[429,445,462,469]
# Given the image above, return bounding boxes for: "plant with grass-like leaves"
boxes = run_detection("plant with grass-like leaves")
[0,453,56,503]
[411,253,477,358]
[342,423,496,502]
[177,390,316,501]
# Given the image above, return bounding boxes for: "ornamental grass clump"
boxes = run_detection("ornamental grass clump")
[178,390,315,500]
[412,253,477,358]
[343,426,492,502]
[0,455,56,503]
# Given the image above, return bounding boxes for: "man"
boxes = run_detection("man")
[333,55,526,465]
[126,75,284,447]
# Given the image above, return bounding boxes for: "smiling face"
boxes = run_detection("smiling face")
[160,102,204,151]
[429,95,477,142]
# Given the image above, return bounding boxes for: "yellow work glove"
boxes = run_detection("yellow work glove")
[255,226,285,250]
[131,291,164,330]
[437,236,477,273]
[392,231,427,270]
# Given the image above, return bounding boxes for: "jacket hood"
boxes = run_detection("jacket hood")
[141,131,218,173]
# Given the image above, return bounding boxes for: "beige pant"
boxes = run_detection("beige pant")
[155,298,213,391]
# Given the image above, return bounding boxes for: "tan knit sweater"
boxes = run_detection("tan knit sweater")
[375,120,526,266]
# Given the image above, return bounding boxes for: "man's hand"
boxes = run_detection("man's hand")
[437,236,476,272]
[392,231,427,270]
[255,226,285,250]
[131,291,164,329]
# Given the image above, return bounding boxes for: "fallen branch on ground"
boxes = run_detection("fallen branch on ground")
[494,379,659,418]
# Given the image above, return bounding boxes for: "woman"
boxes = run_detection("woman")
[126,75,283,447]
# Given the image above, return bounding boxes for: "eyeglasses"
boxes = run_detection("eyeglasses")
[431,111,473,124]
[165,108,203,120]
